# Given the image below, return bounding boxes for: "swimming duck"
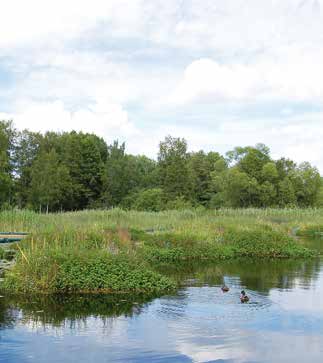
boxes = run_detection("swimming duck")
[240,290,249,303]
[221,285,230,292]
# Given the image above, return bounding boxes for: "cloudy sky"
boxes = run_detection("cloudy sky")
[1,0,323,170]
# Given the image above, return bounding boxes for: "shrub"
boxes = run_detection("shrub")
[223,228,314,258]
[2,251,176,294]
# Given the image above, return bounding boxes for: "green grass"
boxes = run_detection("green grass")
[0,247,5,259]
[0,208,320,294]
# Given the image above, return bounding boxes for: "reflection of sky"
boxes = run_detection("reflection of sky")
[1,261,323,363]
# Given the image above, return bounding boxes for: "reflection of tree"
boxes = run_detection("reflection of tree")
[1,293,156,328]
[0,299,19,330]
[222,258,321,293]
[158,257,322,295]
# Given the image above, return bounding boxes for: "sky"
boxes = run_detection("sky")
[1,0,323,170]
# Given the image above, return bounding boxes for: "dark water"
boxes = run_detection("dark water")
[1,241,323,363]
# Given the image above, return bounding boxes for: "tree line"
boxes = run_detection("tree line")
[1,120,322,212]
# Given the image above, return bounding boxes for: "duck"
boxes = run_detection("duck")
[221,285,230,292]
[240,290,249,303]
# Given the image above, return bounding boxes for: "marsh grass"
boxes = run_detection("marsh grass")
[0,247,5,259]
[0,208,320,294]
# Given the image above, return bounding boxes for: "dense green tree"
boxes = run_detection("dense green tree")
[56,132,106,209]
[261,162,279,183]
[158,136,192,199]
[277,177,297,207]
[101,142,157,207]
[227,144,271,181]
[315,178,323,207]
[276,158,297,180]
[189,151,224,206]
[213,168,260,208]
[0,121,322,211]
[29,150,71,212]
[290,162,321,207]
[101,141,131,207]
[0,121,16,206]
[259,181,277,207]
[14,130,43,207]
[130,188,165,212]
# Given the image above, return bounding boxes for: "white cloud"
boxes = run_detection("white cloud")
[0,99,138,140]
[171,51,323,105]
[2,0,323,52]
[0,0,143,47]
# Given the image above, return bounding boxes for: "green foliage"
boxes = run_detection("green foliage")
[101,143,158,207]
[29,150,71,212]
[55,254,175,293]
[223,228,314,258]
[0,120,15,206]
[314,178,323,207]
[291,162,321,207]
[296,225,323,237]
[0,119,322,210]
[158,135,192,200]
[259,181,277,207]
[277,177,296,207]
[262,162,279,183]
[0,209,318,294]
[3,250,176,294]
[128,188,165,212]
[142,244,234,263]
[165,196,193,210]
[138,227,314,262]
[189,151,226,206]
[14,130,43,207]
[215,168,260,207]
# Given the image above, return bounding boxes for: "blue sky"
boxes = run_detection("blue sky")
[1,0,323,170]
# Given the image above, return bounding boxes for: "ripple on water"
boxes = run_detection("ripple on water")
[155,285,272,331]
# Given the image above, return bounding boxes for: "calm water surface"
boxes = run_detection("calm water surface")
[1,240,323,363]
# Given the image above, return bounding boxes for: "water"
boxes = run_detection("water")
[1,240,323,363]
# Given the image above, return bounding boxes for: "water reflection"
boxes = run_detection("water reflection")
[159,257,322,294]
[1,293,155,329]
[1,243,323,363]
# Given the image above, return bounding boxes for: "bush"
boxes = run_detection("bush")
[56,254,175,292]
[132,188,166,212]
[223,228,314,258]
[142,244,234,263]
[2,251,176,294]
[296,225,323,237]
[165,196,193,210]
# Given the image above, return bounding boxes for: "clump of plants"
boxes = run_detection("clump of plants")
[296,225,323,238]
[0,209,319,294]
[1,250,176,294]
[222,228,315,258]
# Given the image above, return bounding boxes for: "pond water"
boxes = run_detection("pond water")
[1,240,323,363]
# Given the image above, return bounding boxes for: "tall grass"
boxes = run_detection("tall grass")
[0,208,320,294]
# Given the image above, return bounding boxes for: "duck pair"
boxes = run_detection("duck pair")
[221,286,250,303]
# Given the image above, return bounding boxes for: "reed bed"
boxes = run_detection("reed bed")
[0,208,321,294]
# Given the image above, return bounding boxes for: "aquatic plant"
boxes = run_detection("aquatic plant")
[0,208,319,294]
[2,250,176,294]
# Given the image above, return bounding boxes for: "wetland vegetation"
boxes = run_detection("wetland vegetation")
[0,208,321,294]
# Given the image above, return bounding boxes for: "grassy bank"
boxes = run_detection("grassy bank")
[0,208,320,294]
